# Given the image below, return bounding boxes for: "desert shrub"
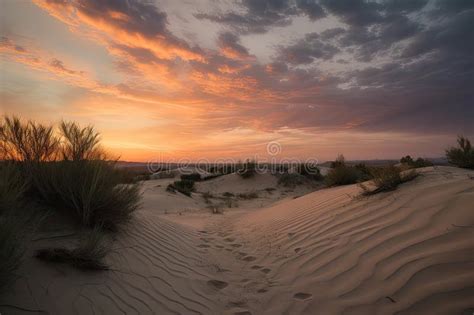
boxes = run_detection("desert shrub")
[446,136,474,169]
[238,160,256,178]
[0,116,59,162]
[167,179,195,196]
[330,154,346,168]
[237,191,259,199]
[360,166,418,195]
[36,227,111,270]
[59,121,103,161]
[222,192,234,197]
[325,165,361,186]
[354,163,374,181]
[296,163,323,180]
[278,173,306,187]
[30,160,141,231]
[180,173,201,181]
[400,155,433,168]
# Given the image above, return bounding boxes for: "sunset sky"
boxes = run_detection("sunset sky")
[1,0,473,162]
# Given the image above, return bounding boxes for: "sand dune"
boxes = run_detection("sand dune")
[2,166,473,314]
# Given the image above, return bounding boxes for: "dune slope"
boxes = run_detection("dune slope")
[1,166,473,314]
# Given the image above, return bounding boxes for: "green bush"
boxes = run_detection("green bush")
[446,136,474,169]
[360,166,418,195]
[167,179,195,196]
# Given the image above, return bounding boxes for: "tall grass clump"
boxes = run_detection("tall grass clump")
[325,155,362,186]
[360,166,418,196]
[32,160,141,230]
[0,116,142,230]
[0,116,59,162]
[446,136,474,169]
[167,179,195,196]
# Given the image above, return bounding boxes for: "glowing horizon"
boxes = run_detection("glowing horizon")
[1,0,473,162]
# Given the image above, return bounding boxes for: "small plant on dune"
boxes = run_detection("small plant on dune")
[360,166,418,196]
[278,173,305,187]
[35,226,111,271]
[400,155,433,169]
[446,136,474,169]
[222,192,234,197]
[325,155,363,186]
[167,179,195,196]
[238,160,257,179]
[325,166,361,186]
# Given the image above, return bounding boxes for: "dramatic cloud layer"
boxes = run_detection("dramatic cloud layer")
[1,0,473,160]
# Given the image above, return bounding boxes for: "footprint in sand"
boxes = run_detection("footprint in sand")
[260,268,271,274]
[257,288,268,293]
[293,292,312,301]
[224,237,236,242]
[251,265,262,270]
[230,243,242,248]
[294,247,301,253]
[207,280,228,290]
[242,256,256,262]
[198,230,208,234]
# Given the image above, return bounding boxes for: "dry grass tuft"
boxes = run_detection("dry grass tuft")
[360,166,418,196]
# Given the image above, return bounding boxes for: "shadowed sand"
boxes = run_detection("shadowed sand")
[1,166,473,314]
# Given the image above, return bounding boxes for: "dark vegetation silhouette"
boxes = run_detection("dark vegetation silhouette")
[0,116,142,278]
[360,166,418,196]
[400,155,433,168]
[446,136,474,169]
